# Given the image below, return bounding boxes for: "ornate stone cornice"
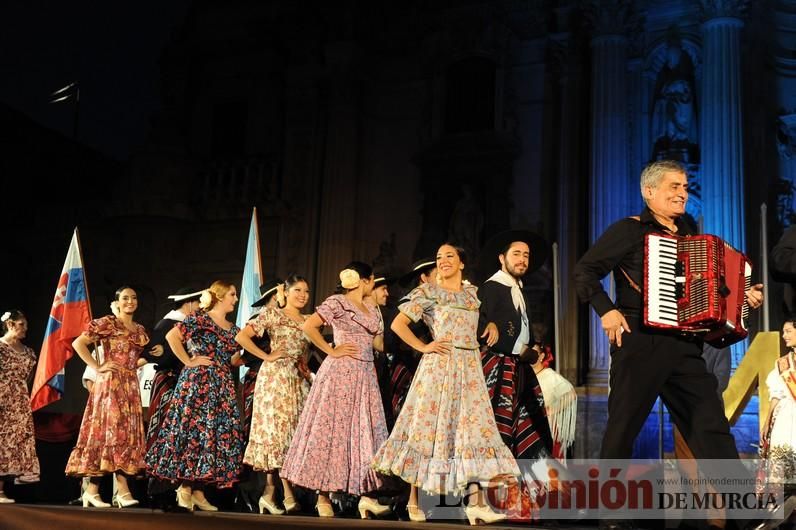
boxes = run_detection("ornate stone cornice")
[699,0,749,21]
[581,0,642,41]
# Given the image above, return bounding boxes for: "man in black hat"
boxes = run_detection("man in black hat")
[388,258,437,422]
[477,231,554,465]
[144,287,202,509]
[366,273,397,430]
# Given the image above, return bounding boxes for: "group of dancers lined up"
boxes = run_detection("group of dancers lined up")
[0,232,578,525]
[6,159,796,529]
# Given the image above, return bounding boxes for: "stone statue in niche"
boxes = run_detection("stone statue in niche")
[651,33,699,157]
[447,183,484,257]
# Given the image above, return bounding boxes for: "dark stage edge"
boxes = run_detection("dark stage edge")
[0,504,597,530]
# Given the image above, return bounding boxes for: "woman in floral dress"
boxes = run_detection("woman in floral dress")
[282,262,391,519]
[146,280,242,511]
[66,287,150,508]
[0,310,39,503]
[235,275,311,515]
[372,244,520,525]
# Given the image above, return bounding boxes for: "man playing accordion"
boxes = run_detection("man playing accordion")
[574,160,764,530]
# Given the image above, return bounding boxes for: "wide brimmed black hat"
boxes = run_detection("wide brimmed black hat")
[373,273,398,289]
[480,229,549,274]
[167,287,203,303]
[398,258,436,288]
[252,278,284,307]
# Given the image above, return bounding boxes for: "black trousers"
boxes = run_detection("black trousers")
[600,320,739,461]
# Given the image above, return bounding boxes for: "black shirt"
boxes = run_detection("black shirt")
[574,207,695,318]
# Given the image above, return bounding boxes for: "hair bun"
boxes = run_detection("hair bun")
[339,268,361,290]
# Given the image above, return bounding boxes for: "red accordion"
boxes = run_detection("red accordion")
[643,233,752,347]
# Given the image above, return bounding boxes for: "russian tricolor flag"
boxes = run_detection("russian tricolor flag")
[30,229,92,411]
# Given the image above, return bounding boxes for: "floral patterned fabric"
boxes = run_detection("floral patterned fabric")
[243,307,310,471]
[0,341,39,481]
[281,295,388,495]
[372,283,520,494]
[66,316,149,476]
[764,354,796,485]
[146,312,242,488]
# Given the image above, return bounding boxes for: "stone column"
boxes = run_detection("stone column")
[550,35,583,386]
[699,1,747,252]
[585,1,635,385]
[699,1,748,365]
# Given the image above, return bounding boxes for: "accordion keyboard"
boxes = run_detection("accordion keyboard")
[645,235,679,326]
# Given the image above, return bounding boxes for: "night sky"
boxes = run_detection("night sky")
[1,1,190,160]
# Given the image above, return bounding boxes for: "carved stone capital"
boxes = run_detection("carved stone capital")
[699,0,749,21]
[581,0,642,41]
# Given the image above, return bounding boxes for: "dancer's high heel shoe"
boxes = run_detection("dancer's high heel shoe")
[191,492,218,512]
[258,495,285,515]
[0,492,15,504]
[315,502,335,518]
[112,492,139,508]
[464,504,507,526]
[358,496,392,519]
[175,487,194,511]
[283,495,301,514]
[407,504,427,522]
[81,492,111,508]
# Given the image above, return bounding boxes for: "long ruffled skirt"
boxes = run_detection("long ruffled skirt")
[371,347,519,495]
[66,369,145,476]
[282,355,387,495]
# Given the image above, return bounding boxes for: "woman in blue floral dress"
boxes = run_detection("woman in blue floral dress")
[146,280,243,511]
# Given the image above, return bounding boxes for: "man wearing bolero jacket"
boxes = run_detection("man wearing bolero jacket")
[477,230,553,463]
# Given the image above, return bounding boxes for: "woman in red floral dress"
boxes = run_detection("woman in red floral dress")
[66,286,150,508]
[0,309,40,503]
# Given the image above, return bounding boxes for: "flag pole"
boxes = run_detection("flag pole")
[252,207,263,281]
[74,227,92,319]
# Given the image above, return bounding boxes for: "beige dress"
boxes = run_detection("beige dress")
[243,307,310,471]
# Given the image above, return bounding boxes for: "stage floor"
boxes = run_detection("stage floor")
[0,504,597,530]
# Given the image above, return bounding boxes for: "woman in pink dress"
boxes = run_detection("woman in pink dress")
[0,310,40,503]
[281,262,391,519]
[66,286,150,508]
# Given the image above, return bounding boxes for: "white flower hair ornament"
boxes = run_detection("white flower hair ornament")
[0,312,10,322]
[339,269,361,290]
[199,289,214,309]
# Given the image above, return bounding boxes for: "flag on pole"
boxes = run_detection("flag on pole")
[236,207,264,329]
[30,229,92,411]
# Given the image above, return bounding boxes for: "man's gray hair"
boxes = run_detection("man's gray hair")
[640,160,687,199]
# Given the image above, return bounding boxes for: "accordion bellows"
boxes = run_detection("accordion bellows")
[643,233,752,347]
